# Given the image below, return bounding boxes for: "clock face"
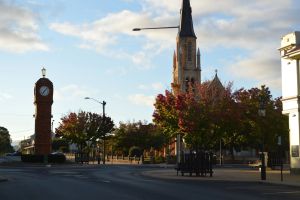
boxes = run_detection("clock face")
[39,86,50,96]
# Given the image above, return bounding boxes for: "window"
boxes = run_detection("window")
[187,42,192,61]
[185,77,189,92]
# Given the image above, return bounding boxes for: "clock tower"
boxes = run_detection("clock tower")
[34,68,53,155]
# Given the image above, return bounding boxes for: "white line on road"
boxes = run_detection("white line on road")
[264,191,300,195]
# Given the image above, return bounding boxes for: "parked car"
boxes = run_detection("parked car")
[6,152,22,156]
[51,152,65,156]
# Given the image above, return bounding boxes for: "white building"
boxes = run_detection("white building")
[280,31,300,174]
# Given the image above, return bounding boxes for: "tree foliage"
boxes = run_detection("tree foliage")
[153,83,288,156]
[112,121,167,155]
[0,126,14,154]
[52,137,69,153]
[55,111,114,152]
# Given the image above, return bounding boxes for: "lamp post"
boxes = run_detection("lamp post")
[85,97,107,164]
[133,24,182,164]
[258,95,266,180]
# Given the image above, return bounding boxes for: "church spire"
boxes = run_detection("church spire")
[179,0,197,38]
[197,48,201,69]
[173,50,176,69]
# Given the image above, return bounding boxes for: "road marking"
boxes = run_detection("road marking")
[0,169,24,172]
[49,171,78,175]
[142,179,154,182]
[73,175,89,179]
[264,191,300,195]
[102,180,111,183]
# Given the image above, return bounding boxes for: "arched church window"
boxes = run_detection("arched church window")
[185,77,189,92]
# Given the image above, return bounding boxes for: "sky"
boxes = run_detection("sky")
[0,0,299,142]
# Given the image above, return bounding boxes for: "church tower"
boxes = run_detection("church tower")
[172,0,201,95]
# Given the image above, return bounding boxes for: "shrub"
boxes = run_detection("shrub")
[21,154,44,163]
[48,154,66,163]
[21,154,66,163]
[129,146,142,157]
[154,156,165,164]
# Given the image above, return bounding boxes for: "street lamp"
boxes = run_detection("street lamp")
[85,97,107,164]
[133,24,181,164]
[41,67,46,78]
[132,26,179,32]
[258,95,266,180]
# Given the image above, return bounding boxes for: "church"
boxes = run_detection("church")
[168,0,224,160]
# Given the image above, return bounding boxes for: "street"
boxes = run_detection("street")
[1,165,300,200]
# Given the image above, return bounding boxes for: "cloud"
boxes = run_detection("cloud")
[128,94,154,107]
[151,82,164,90]
[49,0,300,90]
[49,10,149,52]
[54,84,96,101]
[0,92,13,101]
[49,9,175,68]
[138,82,164,91]
[228,48,282,90]
[139,0,299,91]
[0,1,48,53]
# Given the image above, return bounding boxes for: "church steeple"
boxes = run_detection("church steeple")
[173,51,176,69]
[172,0,200,95]
[197,48,201,69]
[179,0,197,38]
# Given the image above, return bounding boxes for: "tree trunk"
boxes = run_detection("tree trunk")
[230,145,235,161]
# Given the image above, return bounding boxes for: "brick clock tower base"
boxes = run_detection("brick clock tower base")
[34,68,53,155]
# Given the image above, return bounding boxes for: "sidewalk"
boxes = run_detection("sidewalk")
[143,167,300,187]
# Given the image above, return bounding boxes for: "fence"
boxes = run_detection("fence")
[66,153,143,164]
[176,152,214,177]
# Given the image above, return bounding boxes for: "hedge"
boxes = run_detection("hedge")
[21,154,66,163]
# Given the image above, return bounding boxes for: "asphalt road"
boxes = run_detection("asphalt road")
[1,165,300,200]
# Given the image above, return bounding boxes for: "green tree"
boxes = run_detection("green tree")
[0,126,14,154]
[56,111,89,152]
[153,91,181,140]
[56,111,115,153]
[52,137,69,153]
[233,86,289,152]
[113,121,166,155]
[85,112,114,144]
[153,83,289,158]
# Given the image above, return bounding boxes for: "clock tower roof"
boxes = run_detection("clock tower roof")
[35,77,53,86]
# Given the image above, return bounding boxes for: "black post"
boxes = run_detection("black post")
[103,138,106,165]
[259,94,266,180]
[209,152,213,177]
[261,152,266,180]
[97,144,101,164]
[281,161,283,182]
[102,101,106,165]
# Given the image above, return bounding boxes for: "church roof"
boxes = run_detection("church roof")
[208,71,224,91]
[179,0,197,38]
